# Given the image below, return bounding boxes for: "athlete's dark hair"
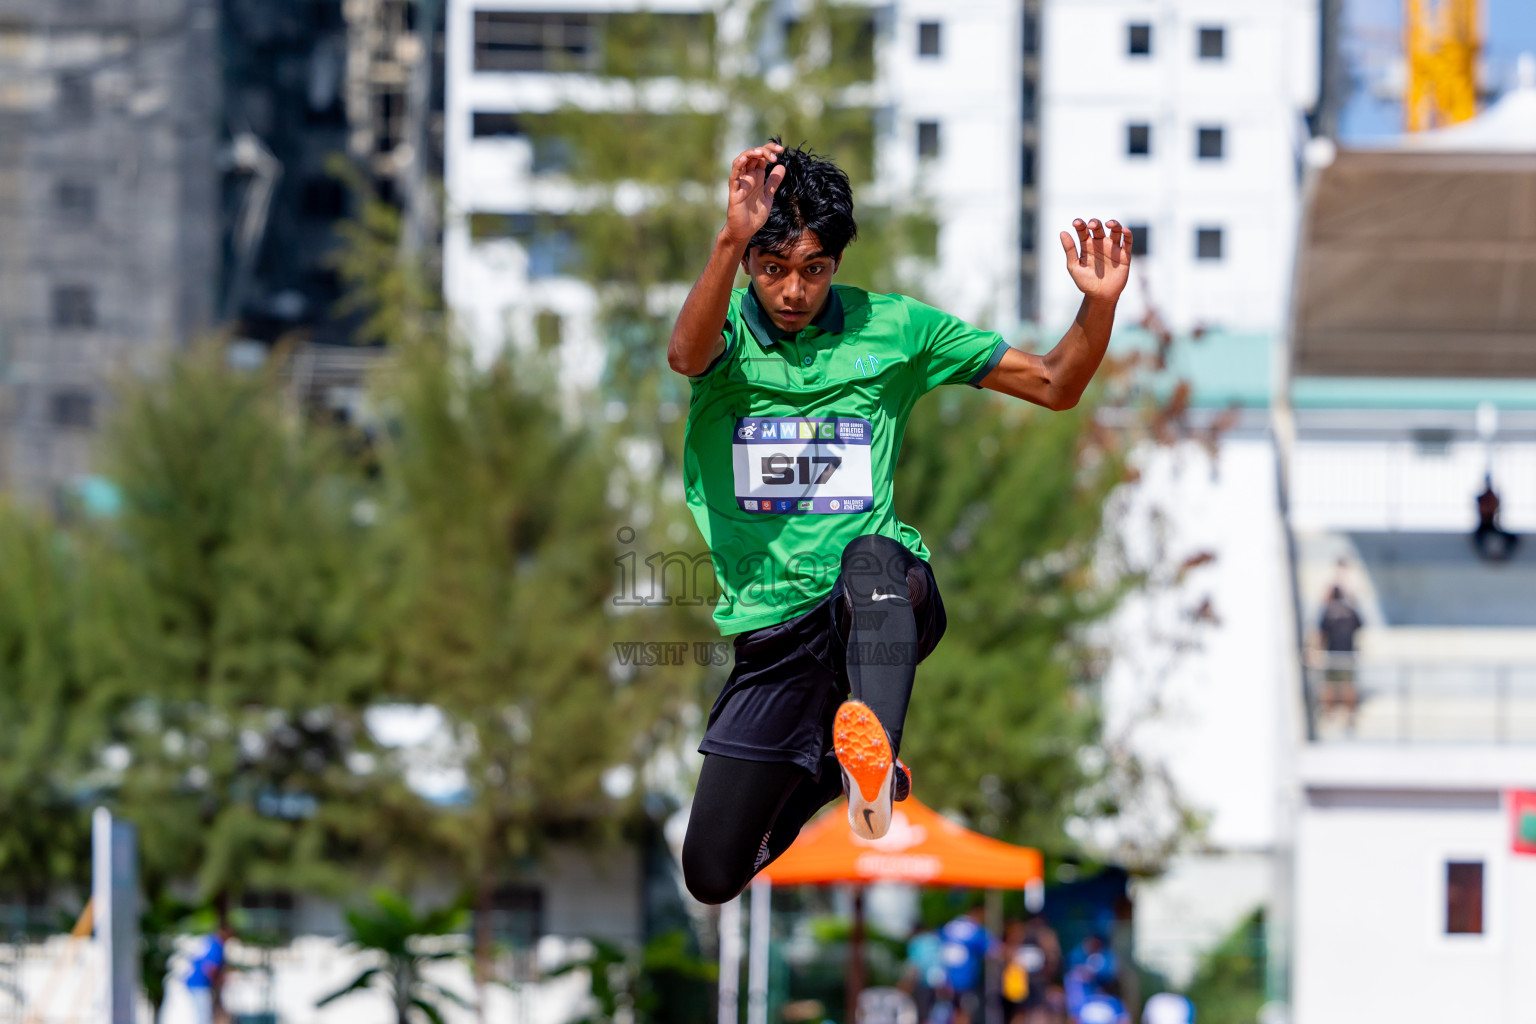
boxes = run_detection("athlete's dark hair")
[748,138,858,260]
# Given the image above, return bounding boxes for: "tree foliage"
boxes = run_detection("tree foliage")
[0,503,92,901]
[82,345,400,906]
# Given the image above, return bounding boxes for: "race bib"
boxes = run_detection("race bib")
[732,416,873,514]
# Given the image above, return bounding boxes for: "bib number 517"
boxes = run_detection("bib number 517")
[761,455,842,485]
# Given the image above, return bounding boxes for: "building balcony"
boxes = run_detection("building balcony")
[1304,651,1536,745]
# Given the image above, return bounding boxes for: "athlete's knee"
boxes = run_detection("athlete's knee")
[681,839,750,906]
[840,534,908,574]
[840,535,915,601]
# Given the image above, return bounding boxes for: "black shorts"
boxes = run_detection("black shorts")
[697,555,947,777]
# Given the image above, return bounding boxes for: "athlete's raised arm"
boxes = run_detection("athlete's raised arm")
[668,142,788,377]
[980,218,1132,410]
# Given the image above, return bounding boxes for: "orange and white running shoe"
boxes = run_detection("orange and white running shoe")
[833,699,908,840]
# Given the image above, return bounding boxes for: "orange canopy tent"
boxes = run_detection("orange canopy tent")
[760,797,1044,888]
[722,799,1043,1024]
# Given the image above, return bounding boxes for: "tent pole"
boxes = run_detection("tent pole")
[719,895,742,1024]
[847,885,866,1024]
[748,880,771,1024]
[985,889,1003,1024]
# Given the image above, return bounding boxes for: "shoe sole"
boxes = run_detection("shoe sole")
[833,700,894,840]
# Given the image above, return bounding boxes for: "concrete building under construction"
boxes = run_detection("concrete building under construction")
[0,0,221,503]
[0,0,441,505]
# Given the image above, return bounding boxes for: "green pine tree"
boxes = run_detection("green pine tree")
[335,189,708,995]
[80,344,402,915]
[0,502,92,903]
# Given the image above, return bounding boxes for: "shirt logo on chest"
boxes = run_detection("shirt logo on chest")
[854,354,881,377]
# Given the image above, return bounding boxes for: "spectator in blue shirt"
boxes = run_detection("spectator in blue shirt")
[938,908,997,1024]
[1067,933,1118,988]
[184,925,232,1024]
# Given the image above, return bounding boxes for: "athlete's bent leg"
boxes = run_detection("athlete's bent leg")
[682,754,812,905]
[837,534,924,755]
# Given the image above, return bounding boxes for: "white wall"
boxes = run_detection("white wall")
[1131,850,1272,988]
[1293,787,1536,1024]
[1038,0,1318,335]
[1105,436,1288,852]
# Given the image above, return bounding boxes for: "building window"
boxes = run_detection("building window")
[1197,126,1225,160]
[1023,11,1039,56]
[1128,223,1149,256]
[1446,861,1484,934]
[1128,23,1152,56]
[57,72,92,119]
[1020,209,1037,253]
[1020,270,1038,321]
[1199,26,1226,60]
[55,180,96,223]
[917,121,940,159]
[469,213,579,278]
[918,21,941,57]
[50,390,94,429]
[300,177,347,220]
[1196,227,1224,260]
[1127,123,1151,157]
[480,885,544,948]
[51,285,96,329]
[473,11,595,73]
[531,137,572,174]
[1021,143,1035,187]
[472,112,524,137]
[1022,77,1037,123]
[240,891,297,943]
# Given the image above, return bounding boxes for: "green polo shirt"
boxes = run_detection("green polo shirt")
[682,283,1009,635]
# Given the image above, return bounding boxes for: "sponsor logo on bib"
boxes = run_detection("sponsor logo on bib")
[732,417,874,515]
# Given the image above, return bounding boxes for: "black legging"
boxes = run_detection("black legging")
[682,534,927,905]
[682,754,844,906]
[837,533,924,756]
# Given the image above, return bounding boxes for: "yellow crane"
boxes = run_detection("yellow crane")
[1405,0,1481,131]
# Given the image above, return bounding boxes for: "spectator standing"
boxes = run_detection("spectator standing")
[906,926,946,1024]
[939,907,996,1024]
[184,924,233,1024]
[1474,474,1519,560]
[1066,934,1117,989]
[1316,585,1363,728]
[1001,920,1030,1024]
[1018,915,1062,1024]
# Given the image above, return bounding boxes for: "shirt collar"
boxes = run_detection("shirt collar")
[743,284,845,348]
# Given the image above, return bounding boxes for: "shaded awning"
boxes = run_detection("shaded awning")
[758,798,1043,889]
[1291,148,1536,379]
[1292,66,1536,381]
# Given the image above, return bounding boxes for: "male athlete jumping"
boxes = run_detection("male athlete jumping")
[671,140,1129,905]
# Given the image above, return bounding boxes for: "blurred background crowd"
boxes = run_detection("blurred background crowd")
[1,1,1535,1023]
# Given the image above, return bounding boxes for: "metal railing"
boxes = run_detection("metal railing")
[1303,651,1536,744]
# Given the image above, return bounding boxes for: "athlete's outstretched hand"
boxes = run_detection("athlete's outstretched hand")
[1060,218,1132,303]
[724,142,787,247]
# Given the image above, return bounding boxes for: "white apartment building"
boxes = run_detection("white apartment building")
[1037,0,1318,336]
[441,0,1025,374]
